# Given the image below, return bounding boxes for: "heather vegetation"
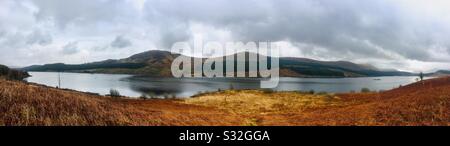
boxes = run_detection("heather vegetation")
[0,74,449,126]
[0,78,243,126]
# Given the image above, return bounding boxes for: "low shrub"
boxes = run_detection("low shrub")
[361,88,371,93]
[109,89,121,98]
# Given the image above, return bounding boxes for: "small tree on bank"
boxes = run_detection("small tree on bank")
[109,89,121,98]
[361,88,371,93]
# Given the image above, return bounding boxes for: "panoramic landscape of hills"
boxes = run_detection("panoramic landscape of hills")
[1,0,450,130]
[1,66,449,126]
[22,50,417,78]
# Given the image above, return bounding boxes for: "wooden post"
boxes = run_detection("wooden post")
[58,72,61,88]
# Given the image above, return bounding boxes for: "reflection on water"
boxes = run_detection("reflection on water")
[26,72,425,98]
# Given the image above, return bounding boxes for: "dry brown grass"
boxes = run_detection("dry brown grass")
[185,90,341,114]
[184,90,345,125]
[0,78,244,126]
[184,77,450,126]
[1,76,450,126]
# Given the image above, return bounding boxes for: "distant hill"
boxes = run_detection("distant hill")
[22,50,414,77]
[22,50,178,76]
[278,57,412,77]
[0,64,30,80]
[426,70,450,77]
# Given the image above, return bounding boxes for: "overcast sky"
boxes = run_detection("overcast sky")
[1,0,450,72]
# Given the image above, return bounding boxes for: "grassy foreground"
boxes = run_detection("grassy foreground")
[0,77,449,126]
[0,78,243,126]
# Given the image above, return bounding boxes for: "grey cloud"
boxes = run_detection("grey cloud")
[26,30,52,46]
[158,23,191,49]
[111,35,132,48]
[0,30,5,38]
[1,0,450,71]
[31,0,138,28]
[92,45,109,51]
[24,0,450,63]
[1,32,28,49]
[141,0,446,63]
[61,42,79,55]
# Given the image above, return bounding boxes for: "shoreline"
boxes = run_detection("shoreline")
[27,70,420,79]
[26,71,429,98]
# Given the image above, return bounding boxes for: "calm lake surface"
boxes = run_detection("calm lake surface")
[26,72,425,98]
